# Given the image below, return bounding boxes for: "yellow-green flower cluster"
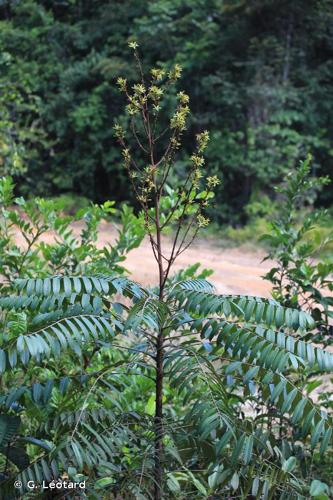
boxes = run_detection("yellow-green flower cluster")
[137,194,147,204]
[128,40,139,50]
[115,53,217,235]
[133,83,145,95]
[142,165,156,193]
[190,154,205,168]
[207,175,220,188]
[170,104,190,131]
[168,64,182,81]
[196,130,209,152]
[125,83,148,116]
[113,123,125,140]
[126,100,140,116]
[151,68,165,81]
[116,77,127,92]
[193,168,203,189]
[122,148,131,169]
[149,85,164,103]
[177,91,189,104]
[170,137,181,149]
[197,214,210,227]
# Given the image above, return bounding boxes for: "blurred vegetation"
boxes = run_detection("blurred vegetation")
[0,8,332,492]
[0,176,145,285]
[0,92,333,498]
[262,158,333,341]
[0,0,332,224]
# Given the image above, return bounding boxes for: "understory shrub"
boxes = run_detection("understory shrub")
[0,176,145,291]
[0,45,332,500]
[262,157,333,344]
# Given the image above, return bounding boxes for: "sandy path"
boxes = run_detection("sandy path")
[13,220,273,297]
[125,240,272,296]
[14,222,333,401]
[95,222,273,297]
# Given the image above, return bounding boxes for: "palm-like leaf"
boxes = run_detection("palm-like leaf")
[0,275,332,498]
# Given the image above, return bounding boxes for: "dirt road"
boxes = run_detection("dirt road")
[15,222,333,399]
[14,220,273,297]
[96,222,273,297]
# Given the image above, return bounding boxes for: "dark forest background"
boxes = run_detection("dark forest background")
[0,0,332,224]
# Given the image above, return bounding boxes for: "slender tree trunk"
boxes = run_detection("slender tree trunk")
[154,329,164,499]
[154,187,165,499]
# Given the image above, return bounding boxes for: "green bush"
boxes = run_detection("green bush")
[262,157,333,343]
[47,194,91,215]
[1,0,332,218]
[1,272,333,497]
[0,49,332,500]
[0,176,145,290]
[224,216,272,246]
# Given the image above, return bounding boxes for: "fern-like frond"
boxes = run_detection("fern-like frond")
[186,317,333,371]
[5,413,155,499]
[171,280,314,330]
[0,292,100,312]
[125,296,169,332]
[0,314,114,370]
[164,354,309,499]
[166,345,333,455]
[212,360,332,453]
[15,276,147,300]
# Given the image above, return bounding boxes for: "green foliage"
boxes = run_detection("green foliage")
[49,193,91,215]
[113,44,219,278]
[0,176,145,289]
[0,273,332,497]
[261,159,333,490]
[0,50,47,177]
[0,6,332,495]
[0,0,332,217]
[223,216,272,247]
[262,157,333,344]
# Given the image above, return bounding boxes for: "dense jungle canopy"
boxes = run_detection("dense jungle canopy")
[0,0,332,223]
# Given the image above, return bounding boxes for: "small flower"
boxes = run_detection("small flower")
[113,123,125,139]
[168,64,182,80]
[197,130,209,152]
[192,169,203,188]
[197,214,210,228]
[133,83,146,95]
[151,68,165,81]
[194,169,203,180]
[126,105,139,116]
[128,40,139,50]
[170,137,181,148]
[190,154,205,168]
[122,148,131,161]
[137,194,147,204]
[170,105,190,131]
[126,96,141,115]
[206,175,220,188]
[145,179,155,192]
[116,77,127,92]
[149,85,164,101]
[177,91,189,104]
